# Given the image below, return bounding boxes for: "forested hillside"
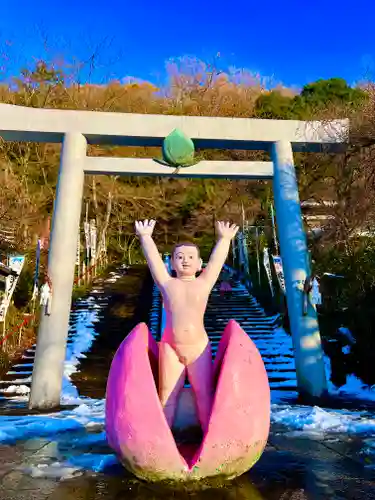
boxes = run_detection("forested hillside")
[1,56,375,371]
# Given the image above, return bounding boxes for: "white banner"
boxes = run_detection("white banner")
[9,255,25,274]
[76,234,81,266]
[0,255,25,322]
[102,234,107,255]
[83,221,90,252]
[263,248,274,296]
[97,230,106,258]
[89,219,97,263]
[272,255,286,293]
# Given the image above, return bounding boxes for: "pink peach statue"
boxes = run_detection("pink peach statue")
[105,220,270,483]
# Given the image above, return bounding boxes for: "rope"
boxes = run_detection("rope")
[45,274,53,292]
[0,314,35,346]
[73,262,97,285]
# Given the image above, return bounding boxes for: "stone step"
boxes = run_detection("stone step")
[262,355,294,362]
[266,371,296,380]
[206,313,278,319]
[209,304,260,308]
[209,338,288,349]
[6,370,33,375]
[264,367,295,373]
[269,380,297,388]
[0,378,31,385]
[206,316,277,322]
[151,270,297,399]
[207,325,277,333]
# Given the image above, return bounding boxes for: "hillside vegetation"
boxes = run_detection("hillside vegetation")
[1,56,375,375]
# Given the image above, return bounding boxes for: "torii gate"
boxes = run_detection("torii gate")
[0,103,348,409]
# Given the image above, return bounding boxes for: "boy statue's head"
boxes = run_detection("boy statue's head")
[171,242,203,279]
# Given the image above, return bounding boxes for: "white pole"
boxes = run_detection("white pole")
[29,133,87,410]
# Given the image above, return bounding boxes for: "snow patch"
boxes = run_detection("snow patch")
[0,399,105,444]
[0,415,85,443]
[67,453,118,472]
[338,327,356,344]
[4,384,30,395]
[1,267,375,478]
[61,300,100,405]
[23,462,83,481]
[324,355,375,402]
[272,404,375,436]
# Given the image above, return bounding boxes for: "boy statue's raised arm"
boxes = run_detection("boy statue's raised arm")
[200,221,239,290]
[135,219,171,287]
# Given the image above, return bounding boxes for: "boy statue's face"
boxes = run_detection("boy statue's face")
[172,245,202,278]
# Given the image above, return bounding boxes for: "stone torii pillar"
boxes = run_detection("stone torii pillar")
[29,133,87,409]
[272,141,327,399]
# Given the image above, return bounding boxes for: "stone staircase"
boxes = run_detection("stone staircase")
[0,270,114,404]
[0,265,153,405]
[207,278,298,402]
[0,298,104,403]
[150,273,298,403]
[0,265,298,405]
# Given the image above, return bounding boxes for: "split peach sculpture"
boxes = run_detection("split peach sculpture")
[105,220,270,482]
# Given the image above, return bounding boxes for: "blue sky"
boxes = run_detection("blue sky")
[1,0,374,89]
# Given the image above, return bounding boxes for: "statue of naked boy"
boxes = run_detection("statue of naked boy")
[135,219,239,432]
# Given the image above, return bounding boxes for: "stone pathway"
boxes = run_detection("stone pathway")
[0,265,373,499]
[0,428,373,500]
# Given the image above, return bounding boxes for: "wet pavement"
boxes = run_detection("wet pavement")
[0,266,374,499]
[0,426,373,500]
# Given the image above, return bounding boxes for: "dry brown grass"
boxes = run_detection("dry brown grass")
[0,55,373,258]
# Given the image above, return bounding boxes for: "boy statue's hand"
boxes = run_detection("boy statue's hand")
[216,221,239,240]
[135,219,156,237]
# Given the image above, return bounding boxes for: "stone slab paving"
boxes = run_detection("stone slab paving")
[0,427,373,500]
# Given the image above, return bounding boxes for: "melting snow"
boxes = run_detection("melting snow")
[23,462,83,480]
[62,303,99,405]
[3,384,30,395]
[338,326,356,344]
[272,404,375,436]
[324,355,375,402]
[1,267,375,478]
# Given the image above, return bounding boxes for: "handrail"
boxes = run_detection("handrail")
[0,313,35,346]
